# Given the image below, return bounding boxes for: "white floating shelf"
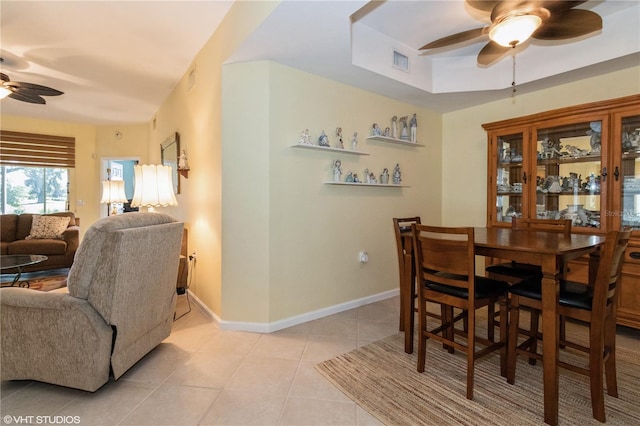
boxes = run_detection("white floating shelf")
[366,136,423,147]
[323,181,409,188]
[291,144,369,155]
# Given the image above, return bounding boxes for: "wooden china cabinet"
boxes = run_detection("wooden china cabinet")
[484,94,640,329]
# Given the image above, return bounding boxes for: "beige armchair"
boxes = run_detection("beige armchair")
[1,212,183,392]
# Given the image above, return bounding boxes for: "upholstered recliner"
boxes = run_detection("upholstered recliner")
[1,213,183,392]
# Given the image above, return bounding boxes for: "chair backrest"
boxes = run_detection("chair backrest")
[393,216,421,263]
[591,227,632,317]
[67,212,183,343]
[412,224,475,292]
[511,217,572,236]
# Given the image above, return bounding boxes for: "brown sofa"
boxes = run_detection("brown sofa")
[0,212,80,272]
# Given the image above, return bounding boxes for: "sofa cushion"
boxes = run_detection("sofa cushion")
[15,212,77,240]
[8,239,68,255]
[1,214,18,242]
[26,215,70,240]
[1,241,9,255]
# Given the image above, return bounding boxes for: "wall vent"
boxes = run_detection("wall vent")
[393,50,409,72]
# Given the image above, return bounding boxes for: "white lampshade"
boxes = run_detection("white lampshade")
[131,164,178,208]
[100,180,128,204]
[489,14,542,47]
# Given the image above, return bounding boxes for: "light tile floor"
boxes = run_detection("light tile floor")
[2,295,639,426]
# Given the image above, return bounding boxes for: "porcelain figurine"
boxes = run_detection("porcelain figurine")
[319,130,330,147]
[345,172,354,182]
[372,123,381,136]
[298,129,311,145]
[399,116,409,140]
[335,127,344,149]
[332,159,342,182]
[409,113,417,142]
[351,132,358,151]
[391,116,398,139]
[392,163,401,184]
[363,168,370,183]
[380,168,389,184]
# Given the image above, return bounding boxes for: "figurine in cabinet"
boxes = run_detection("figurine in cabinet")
[410,114,417,142]
[391,116,398,139]
[335,127,344,149]
[319,130,330,147]
[587,128,601,153]
[393,163,402,184]
[540,137,563,159]
[332,159,342,182]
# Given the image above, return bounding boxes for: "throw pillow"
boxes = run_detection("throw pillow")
[26,215,70,240]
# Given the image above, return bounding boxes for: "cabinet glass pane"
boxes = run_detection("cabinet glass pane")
[496,133,524,222]
[621,114,640,230]
[536,121,602,229]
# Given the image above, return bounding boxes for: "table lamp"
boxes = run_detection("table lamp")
[100,179,128,215]
[131,164,178,211]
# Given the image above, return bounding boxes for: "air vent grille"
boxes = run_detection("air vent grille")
[393,50,409,72]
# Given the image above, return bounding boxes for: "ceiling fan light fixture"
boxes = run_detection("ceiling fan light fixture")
[489,14,542,47]
[0,86,11,99]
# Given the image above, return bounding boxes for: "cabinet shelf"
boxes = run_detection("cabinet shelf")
[366,136,423,147]
[537,155,601,165]
[324,181,409,187]
[291,144,369,155]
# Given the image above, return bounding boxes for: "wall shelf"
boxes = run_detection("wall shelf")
[323,181,409,187]
[291,144,369,155]
[366,136,423,147]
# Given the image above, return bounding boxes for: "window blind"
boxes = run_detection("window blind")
[0,130,75,168]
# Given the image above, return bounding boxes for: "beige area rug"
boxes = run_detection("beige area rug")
[1,269,68,292]
[316,329,640,425]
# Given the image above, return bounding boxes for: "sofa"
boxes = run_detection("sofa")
[0,212,80,272]
[1,212,184,391]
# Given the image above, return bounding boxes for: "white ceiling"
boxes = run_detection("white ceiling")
[1,1,638,126]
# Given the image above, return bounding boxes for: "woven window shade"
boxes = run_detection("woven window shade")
[0,130,75,168]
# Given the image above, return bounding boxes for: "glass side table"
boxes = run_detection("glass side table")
[0,255,48,288]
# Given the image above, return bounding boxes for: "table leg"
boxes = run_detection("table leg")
[541,256,560,426]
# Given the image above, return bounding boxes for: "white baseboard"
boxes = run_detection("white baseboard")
[186,288,399,333]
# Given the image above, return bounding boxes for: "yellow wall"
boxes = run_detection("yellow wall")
[441,66,640,228]
[221,61,441,324]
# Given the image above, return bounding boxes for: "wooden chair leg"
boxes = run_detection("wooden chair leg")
[528,310,539,366]
[604,315,619,398]
[487,302,496,341]
[589,326,606,423]
[499,299,508,378]
[417,296,427,373]
[466,311,475,400]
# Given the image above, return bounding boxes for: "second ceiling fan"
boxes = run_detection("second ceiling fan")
[420,1,603,65]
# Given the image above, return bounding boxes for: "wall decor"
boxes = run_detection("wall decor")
[160,131,180,194]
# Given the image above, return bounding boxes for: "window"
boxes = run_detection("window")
[0,131,75,214]
[1,166,69,214]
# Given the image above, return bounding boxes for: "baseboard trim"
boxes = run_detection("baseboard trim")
[186,288,399,333]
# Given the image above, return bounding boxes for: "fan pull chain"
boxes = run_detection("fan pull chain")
[511,47,517,93]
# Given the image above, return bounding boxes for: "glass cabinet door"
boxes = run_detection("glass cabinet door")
[494,131,526,223]
[616,112,640,231]
[534,119,605,230]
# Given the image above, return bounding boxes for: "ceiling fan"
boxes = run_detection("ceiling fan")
[0,60,64,104]
[420,1,603,66]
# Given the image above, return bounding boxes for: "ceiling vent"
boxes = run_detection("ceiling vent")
[393,50,409,72]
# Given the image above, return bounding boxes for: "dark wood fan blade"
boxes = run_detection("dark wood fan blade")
[538,1,587,13]
[1,73,9,83]
[533,9,602,40]
[8,90,46,104]
[477,40,511,65]
[420,27,488,50]
[6,81,63,96]
[466,0,499,13]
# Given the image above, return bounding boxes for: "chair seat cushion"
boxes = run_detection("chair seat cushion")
[425,274,509,299]
[485,262,542,279]
[509,279,592,311]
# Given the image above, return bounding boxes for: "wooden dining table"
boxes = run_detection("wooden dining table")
[400,226,605,426]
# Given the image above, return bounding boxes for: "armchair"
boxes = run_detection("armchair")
[1,212,184,391]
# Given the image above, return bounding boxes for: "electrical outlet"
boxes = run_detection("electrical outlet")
[359,251,369,263]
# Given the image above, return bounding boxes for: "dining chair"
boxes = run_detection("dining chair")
[506,228,632,423]
[393,216,421,333]
[486,217,572,282]
[412,224,510,400]
[486,217,573,349]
